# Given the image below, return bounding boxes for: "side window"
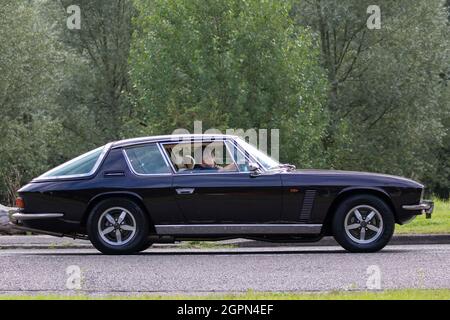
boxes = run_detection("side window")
[124,144,171,175]
[163,141,239,173]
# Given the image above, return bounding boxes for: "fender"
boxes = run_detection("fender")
[81,191,149,227]
[337,186,393,201]
[88,191,145,204]
[320,186,397,235]
[335,186,396,215]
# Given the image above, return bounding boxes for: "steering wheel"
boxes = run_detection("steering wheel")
[183,155,196,170]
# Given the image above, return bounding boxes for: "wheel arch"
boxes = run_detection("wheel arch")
[322,187,397,236]
[81,192,155,233]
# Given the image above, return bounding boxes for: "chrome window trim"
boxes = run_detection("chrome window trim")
[226,139,264,172]
[157,143,172,169]
[122,143,172,177]
[230,139,268,172]
[159,139,246,176]
[223,140,240,172]
[158,142,177,174]
[122,136,273,173]
[111,134,239,149]
[164,171,250,177]
[33,143,113,182]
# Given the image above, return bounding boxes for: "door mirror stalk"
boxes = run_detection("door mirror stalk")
[249,162,262,177]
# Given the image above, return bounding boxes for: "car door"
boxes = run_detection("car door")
[122,143,182,225]
[161,139,283,224]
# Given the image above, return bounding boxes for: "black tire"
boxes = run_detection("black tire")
[332,194,395,253]
[87,198,149,255]
[138,239,153,252]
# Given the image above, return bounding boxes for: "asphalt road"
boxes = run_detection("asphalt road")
[0,244,449,295]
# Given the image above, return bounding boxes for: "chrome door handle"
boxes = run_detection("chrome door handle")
[176,188,195,195]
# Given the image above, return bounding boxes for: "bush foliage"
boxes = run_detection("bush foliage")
[0,0,449,203]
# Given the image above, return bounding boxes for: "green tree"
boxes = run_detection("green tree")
[17,0,139,173]
[51,0,136,145]
[295,0,450,187]
[0,0,64,204]
[130,0,329,166]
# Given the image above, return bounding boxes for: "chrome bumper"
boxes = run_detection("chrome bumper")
[402,200,434,219]
[9,209,64,222]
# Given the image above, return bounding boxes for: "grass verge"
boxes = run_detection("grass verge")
[396,199,449,234]
[0,289,449,300]
[178,241,236,249]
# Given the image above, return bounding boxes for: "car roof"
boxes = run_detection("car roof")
[111,134,239,148]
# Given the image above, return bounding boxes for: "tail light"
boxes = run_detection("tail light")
[15,197,25,209]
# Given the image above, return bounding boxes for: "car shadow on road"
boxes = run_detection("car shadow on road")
[10,247,412,256]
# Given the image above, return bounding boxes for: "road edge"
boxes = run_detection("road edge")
[231,234,450,248]
[0,233,449,250]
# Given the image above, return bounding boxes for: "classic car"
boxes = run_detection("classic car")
[9,134,433,254]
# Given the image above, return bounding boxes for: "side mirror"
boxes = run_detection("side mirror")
[249,162,262,176]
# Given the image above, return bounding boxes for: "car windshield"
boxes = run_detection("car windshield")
[38,146,106,179]
[235,138,280,170]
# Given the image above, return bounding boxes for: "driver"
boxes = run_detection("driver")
[193,145,238,172]
[194,147,220,171]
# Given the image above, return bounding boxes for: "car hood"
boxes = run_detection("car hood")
[281,169,424,188]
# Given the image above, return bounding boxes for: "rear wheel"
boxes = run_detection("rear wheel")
[332,195,395,253]
[87,198,149,255]
[138,239,153,252]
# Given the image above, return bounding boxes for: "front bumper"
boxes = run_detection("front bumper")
[402,200,434,219]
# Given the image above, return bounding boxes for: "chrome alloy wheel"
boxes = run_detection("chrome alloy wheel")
[98,207,137,246]
[344,205,384,244]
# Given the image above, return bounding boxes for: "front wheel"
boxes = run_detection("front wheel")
[87,198,149,255]
[332,195,395,253]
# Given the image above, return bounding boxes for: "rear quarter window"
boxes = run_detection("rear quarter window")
[39,146,105,179]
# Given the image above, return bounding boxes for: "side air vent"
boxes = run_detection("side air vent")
[300,190,316,223]
[104,171,125,177]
